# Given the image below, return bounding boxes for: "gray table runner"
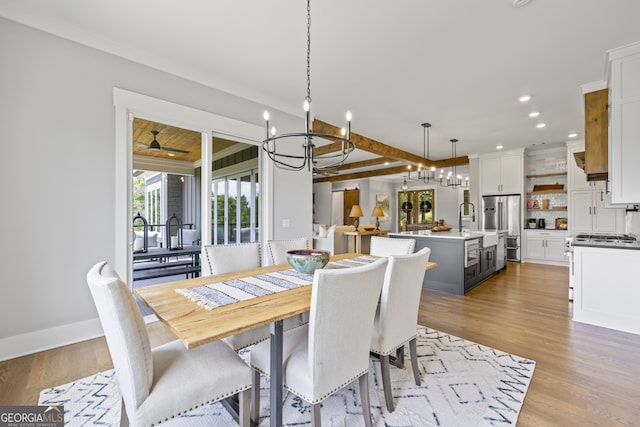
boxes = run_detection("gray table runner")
[176,256,377,310]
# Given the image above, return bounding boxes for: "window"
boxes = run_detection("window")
[212,170,259,244]
[398,189,435,231]
[146,179,162,228]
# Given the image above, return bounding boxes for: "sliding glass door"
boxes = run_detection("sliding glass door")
[212,170,259,244]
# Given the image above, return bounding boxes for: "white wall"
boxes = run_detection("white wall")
[313,182,332,225]
[0,18,311,360]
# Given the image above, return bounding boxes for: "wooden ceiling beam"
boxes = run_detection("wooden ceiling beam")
[314,165,410,183]
[334,157,395,171]
[313,156,470,183]
[312,119,428,167]
[429,156,469,169]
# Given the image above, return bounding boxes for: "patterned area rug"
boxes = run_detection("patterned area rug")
[39,327,535,426]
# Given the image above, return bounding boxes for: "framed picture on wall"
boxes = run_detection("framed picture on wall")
[376,194,390,221]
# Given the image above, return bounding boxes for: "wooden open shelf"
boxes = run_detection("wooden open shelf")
[526,189,567,195]
[527,208,567,211]
[526,172,568,179]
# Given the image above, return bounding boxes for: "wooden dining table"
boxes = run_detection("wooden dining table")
[135,253,436,427]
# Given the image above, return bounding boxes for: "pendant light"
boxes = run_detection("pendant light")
[262,0,355,172]
[405,122,437,184]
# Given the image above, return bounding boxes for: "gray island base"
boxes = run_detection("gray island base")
[390,230,506,295]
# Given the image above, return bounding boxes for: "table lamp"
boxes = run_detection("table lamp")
[349,204,364,231]
[371,205,384,230]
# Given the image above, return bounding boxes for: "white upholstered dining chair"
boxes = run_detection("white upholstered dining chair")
[201,241,262,276]
[250,257,389,427]
[265,237,310,266]
[201,242,304,352]
[86,261,252,426]
[369,236,416,257]
[370,247,431,412]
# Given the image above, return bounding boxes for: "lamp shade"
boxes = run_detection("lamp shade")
[371,206,384,217]
[349,204,364,217]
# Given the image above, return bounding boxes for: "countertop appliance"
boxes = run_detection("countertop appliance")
[537,218,546,229]
[482,194,521,262]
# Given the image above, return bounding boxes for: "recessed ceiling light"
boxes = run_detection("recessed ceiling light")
[384,161,389,165]
[168,152,175,157]
[536,123,546,128]
[568,132,577,138]
[519,95,531,102]
[529,111,540,117]
[496,145,504,150]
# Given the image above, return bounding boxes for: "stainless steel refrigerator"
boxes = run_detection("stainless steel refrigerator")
[482,194,521,262]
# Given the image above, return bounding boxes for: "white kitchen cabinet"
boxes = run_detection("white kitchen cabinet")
[608,41,640,204]
[569,188,623,234]
[480,151,523,195]
[567,140,625,234]
[523,230,567,265]
[573,245,640,335]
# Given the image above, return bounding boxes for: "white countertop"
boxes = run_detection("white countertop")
[389,230,485,240]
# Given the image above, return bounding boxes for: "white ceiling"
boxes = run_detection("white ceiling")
[3,0,640,164]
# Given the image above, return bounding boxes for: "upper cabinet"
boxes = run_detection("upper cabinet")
[584,88,609,181]
[608,41,640,204]
[567,140,625,234]
[479,151,524,196]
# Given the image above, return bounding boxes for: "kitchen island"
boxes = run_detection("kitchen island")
[390,230,504,295]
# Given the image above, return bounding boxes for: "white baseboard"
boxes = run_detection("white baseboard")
[0,318,105,362]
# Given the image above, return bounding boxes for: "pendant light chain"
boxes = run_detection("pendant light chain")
[306,0,312,104]
[261,0,355,172]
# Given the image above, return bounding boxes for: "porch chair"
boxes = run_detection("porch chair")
[250,257,389,427]
[369,236,416,257]
[370,247,431,412]
[265,237,310,266]
[86,261,251,426]
[200,242,303,351]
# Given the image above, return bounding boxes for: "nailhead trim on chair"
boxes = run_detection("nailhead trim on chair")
[370,333,418,356]
[150,385,250,425]
[202,242,262,276]
[252,366,369,405]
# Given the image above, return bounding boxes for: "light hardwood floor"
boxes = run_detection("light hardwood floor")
[1,262,639,425]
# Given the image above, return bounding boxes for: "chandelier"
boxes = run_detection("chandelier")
[262,0,355,172]
[402,122,437,189]
[439,138,469,188]
[401,127,469,190]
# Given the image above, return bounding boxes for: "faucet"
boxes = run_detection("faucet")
[459,202,476,232]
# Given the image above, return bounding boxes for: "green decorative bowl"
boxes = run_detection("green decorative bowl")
[286,249,331,274]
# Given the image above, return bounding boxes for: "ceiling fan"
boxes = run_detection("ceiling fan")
[137,130,190,154]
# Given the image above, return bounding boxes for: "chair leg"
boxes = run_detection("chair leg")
[395,345,405,369]
[409,337,421,386]
[239,388,251,427]
[380,354,395,412]
[359,373,374,427]
[311,403,322,427]
[251,368,261,424]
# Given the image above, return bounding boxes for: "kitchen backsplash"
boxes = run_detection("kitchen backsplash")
[526,148,568,229]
